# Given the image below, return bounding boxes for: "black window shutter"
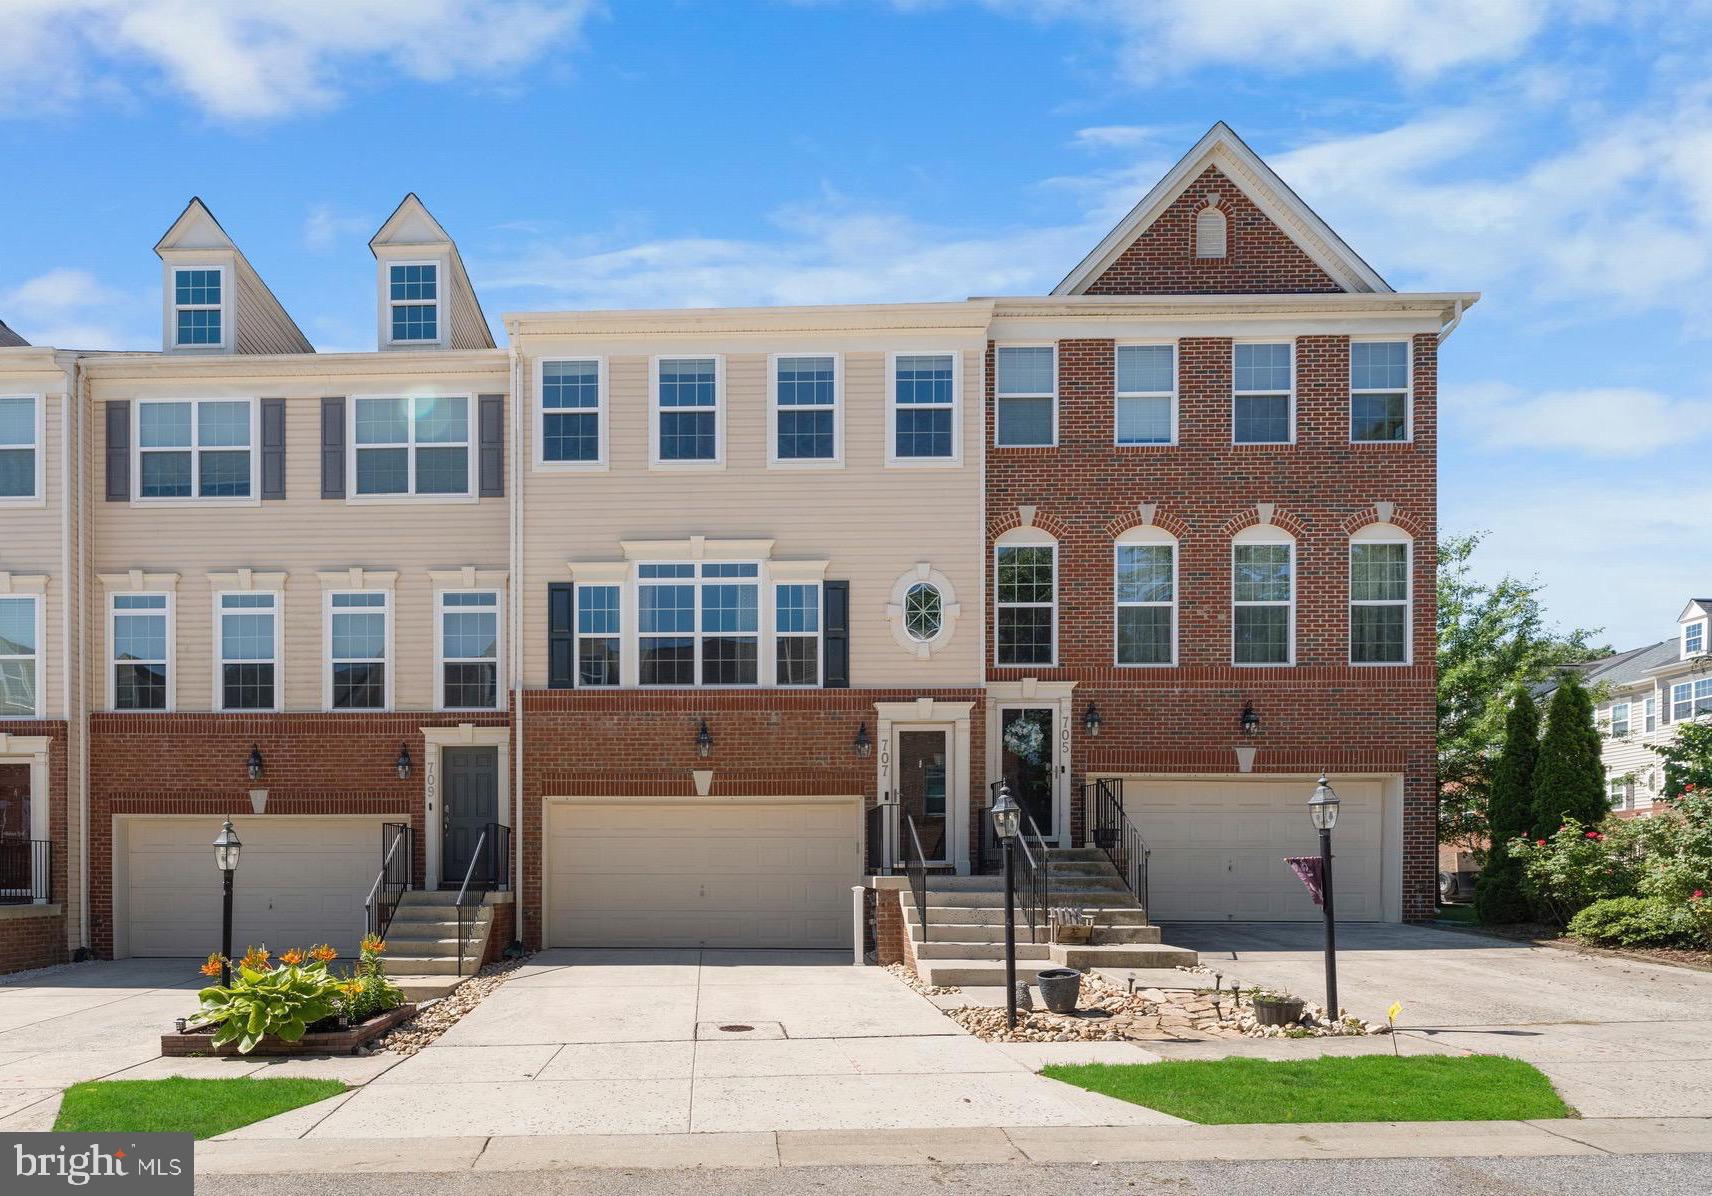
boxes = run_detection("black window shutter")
[823,580,850,689]
[320,397,345,499]
[104,401,130,501]
[478,394,505,497]
[260,398,286,499]
[548,582,575,689]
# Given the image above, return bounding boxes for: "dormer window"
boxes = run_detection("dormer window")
[1687,620,1706,657]
[388,262,440,343]
[172,267,224,348]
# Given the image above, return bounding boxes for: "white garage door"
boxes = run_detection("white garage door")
[125,817,387,957]
[1117,778,1390,922]
[546,800,858,949]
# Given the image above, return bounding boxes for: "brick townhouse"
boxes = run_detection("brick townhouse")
[0,123,1474,974]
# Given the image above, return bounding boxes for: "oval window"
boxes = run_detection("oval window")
[904,582,943,642]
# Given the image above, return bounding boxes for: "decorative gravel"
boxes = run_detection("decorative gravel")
[371,955,532,1056]
[885,961,962,997]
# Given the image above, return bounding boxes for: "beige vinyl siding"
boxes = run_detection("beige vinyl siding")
[446,265,492,351]
[518,338,987,690]
[0,370,71,718]
[87,361,508,712]
[1599,686,1676,808]
[232,258,313,355]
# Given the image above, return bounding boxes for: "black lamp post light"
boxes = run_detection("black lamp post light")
[1308,772,1341,1021]
[988,780,1022,1030]
[213,818,242,987]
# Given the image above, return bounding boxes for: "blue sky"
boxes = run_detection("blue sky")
[1,0,1708,648]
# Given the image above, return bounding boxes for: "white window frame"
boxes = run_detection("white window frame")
[1608,775,1630,810]
[169,263,230,351]
[636,561,764,688]
[384,259,444,347]
[108,592,173,712]
[994,343,1058,448]
[0,393,44,507]
[773,580,822,687]
[434,588,503,712]
[323,590,394,712]
[1645,695,1657,733]
[768,352,844,468]
[1685,620,1707,658]
[1672,678,1712,722]
[133,397,259,506]
[649,355,726,469]
[994,526,1058,668]
[1113,342,1177,446]
[1114,526,1177,667]
[1231,339,1296,446]
[885,350,962,467]
[1348,524,1413,667]
[214,590,282,714]
[348,393,476,503]
[1349,336,1413,444]
[1232,524,1295,667]
[0,593,43,720]
[1610,701,1631,737]
[534,356,608,472]
[575,583,623,688]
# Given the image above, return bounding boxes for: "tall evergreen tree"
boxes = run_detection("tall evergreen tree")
[1531,672,1607,837]
[1473,687,1539,924]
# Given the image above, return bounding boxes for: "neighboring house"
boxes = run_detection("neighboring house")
[0,123,1474,973]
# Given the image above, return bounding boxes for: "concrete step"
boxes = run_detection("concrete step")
[1045,860,1119,876]
[382,955,480,976]
[1052,943,1199,970]
[1045,848,1107,861]
[383,936,471,953]
[907,903,1152,925]
[915,943,1197,987]
[394,889,512,907]
[916,889,1138,909]
[912,921,1162,945]
[913,940,1054,961]
[392,975,468,1002]
[915,959,1032,987]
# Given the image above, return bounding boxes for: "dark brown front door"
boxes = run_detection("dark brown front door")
[442,748,498,888]
[896,729,949,864]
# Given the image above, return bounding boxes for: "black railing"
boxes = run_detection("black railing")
[0,837,50,905]
[865,802,895,874]
[363,823,413,941]
[1017,809,1052,946]
[1090,778,1149,919]
[902,814,929,945]
[455,822,511,976]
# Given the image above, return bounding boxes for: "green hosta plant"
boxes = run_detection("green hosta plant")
[189,958,342,1054]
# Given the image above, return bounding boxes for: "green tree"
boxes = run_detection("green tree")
[1652,720,1712,801]
[1473,687,1539,924]
[1531,673,1608,836]
[1437,533,1606,852]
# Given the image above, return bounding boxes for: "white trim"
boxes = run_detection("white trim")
[0,734,52,902]
[108,591,174,713]
[0,393,46,508]
[1231,523,1295,667]
[167,262,231,352]
[419,725,512,891]
[767,351,844,468]
[649,354,726,470]
[533,355,609,472]
[322,589,395,712]
[0,593,44,720]
[1682,619,1707,660]
[874,700,974,873]
[1231,339,1296,446]
[1114,525,1178,667]
[1348,524,1413,666]
[1113,342,1178,446]
[1349,335,1414,444]
[131,397,260,507]
[434,588,504,712]
[983,681,1077,849]
[1610,700,1631,738]
[634,560,764,688]
[885,350,962,467]
[573,580,623,688]
[993,342,1058,448]
[382,258,448,348]
[885,564,961,659]
[994,526,1057,669]
[213,587,282,713]
[772,579,822,687]
[347,393,477,503]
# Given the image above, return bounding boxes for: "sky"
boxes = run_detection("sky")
[0,0,1708,649]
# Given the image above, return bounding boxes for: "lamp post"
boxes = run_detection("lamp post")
[212,818,242,987]
[989,781,1022,1030]
[1308,773,1340,1021]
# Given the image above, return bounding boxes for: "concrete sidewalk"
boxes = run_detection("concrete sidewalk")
[194,1116,1712,1173]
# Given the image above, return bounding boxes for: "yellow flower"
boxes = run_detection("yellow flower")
[340,980,364,997]
[1387,1001,1403,1024]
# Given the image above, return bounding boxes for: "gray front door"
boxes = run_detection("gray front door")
[442,747,499,888]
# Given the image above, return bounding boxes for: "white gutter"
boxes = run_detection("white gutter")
[1437,298,1466,343]
[71,358,90,954]
[508,331,525,945]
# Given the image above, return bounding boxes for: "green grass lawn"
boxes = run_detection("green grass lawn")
[1435,902,1478,926]
[55,1077,348,1140]
[1042,1055,1571,1125]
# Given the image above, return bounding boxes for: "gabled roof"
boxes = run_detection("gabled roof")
[1053,122,1391,297]
[154,198,313,354]
[0,319,27,348]
[1678,599,1712,623]
[153,196,234,255]
[369,193,495,351]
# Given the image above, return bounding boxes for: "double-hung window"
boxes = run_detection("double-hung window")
[1645,696,1657,733]
[1115,533,1175,665]
[1233,343,1292,444]
[1115,345,1175,445]
[1349,537,1411,664]
[891,353,956,461]
[1608,776,1630,810]
[540,359,603,465]
[1671,679,1712,722]
[638,563,760,686]
[1610,702,1631,737]
[138,399,254,499]
[0,396,39,501]
[438,591,500,710]
[173,267,223,347]
[577,585,621,686]
[387,262,439,343]
[772,355,838,463]
[995,535,1056,666]
[995,346,1055,447]
[775,583,821,685]
[218,592,278,711]
[1233,534,1293,665]
[353,396,470,496]
[1686,621,1706,657]
[1351,340,1409,441]
[112,594,169,710]
[0,595,39,717]
[328,592,389,710]
[654,358,720,464]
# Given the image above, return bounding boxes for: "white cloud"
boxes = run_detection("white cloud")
[1070,125,1159,151]
[0,1,596,121]
[1444,381,1712,457]
[0,268,151,350]
[303,204,374,254]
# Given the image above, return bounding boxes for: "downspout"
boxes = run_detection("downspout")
[70,356,91,954]
[1437,298,1465,344]
[508,331,525,948]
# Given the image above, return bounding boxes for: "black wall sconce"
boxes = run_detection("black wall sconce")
[395,744,413,780]
[246,745,264,781]
[696,719,714,758]
[1082,701,1103,738]
[1240,701,1262,736]
[854,722,873,758]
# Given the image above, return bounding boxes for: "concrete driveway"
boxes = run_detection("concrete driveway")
[1151,922,1712,1119]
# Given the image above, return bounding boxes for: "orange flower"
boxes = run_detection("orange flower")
[340,980,364,998]
[200,953,224,978]
[309,944,338,963]
[240,946,271,971]
[360,933,386,955]
[279,948,307,966]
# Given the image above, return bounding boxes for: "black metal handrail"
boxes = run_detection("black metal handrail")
[1017,808,1052,946]
[454,822,511,977]
[1090,778,1150,919]
[0,837,51,905]
[865,802,895,874]
[363,823,413,941]
[902,814,929,945]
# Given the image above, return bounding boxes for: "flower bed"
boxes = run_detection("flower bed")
[160,1003,416,1057]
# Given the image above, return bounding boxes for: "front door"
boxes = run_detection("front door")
[1000,707,1056,842]
[442,747,499,888]
[895,729,950,866]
